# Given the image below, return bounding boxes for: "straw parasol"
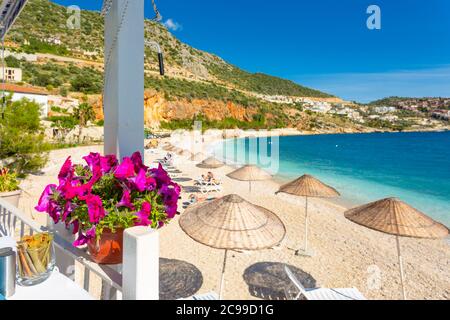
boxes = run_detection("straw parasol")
[174,148,184,155]
[276,174,340,256]
[345,198,449,299]
[163,144,174,151]
[179,150,193,158]
[179,194,286,299]
[227,165,272,192]
[189,152,206,162]
[196,156,224,169]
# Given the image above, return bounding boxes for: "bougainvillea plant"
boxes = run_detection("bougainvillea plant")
[35,152,180,247]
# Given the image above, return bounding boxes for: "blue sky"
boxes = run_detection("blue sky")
[51,0,450,102]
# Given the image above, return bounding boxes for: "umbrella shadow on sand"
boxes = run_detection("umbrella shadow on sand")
[172,177,193,183]
[181,186,201,193]
[160,258,203,300]
[243,262,316,300]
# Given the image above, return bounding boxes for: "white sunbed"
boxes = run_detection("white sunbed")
[199,180,222,194]
[284,266,366,300]
[180,292,219,300]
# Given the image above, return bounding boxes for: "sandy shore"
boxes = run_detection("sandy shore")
[17,144,450,300]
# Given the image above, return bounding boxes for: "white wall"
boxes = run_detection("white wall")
[10,92,49,117]
[4,50,38,62]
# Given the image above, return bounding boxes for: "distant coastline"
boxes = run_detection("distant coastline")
[212,131,450,228]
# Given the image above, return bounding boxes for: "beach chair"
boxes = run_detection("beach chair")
[284,266,366,300]
[181,292,219,300]
[199,179,222,195]
[194,175,207,185]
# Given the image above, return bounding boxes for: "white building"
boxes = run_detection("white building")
[43,37,62,45]
[4,49,38,62]
[0,67,22,82]
[374,106,396,114]
[3,83,49,117]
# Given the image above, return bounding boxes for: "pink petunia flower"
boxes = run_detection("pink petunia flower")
[114,157,136,179]
[73,226,96,247]
[130,151,148,173]
[35,184,57,212]
[117,189,135,210]
[131,169,147,192]
[80,194,105,224]
[135,202,152,226]
[58,157,74,185]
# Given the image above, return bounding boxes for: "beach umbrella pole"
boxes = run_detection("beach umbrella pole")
[304,196,309,253]
[296,196,310,256]
[219,249,228,299]
[396,235,407,300]
[249,181,251,193]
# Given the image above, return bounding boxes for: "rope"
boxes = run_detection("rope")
[151,0,162,22]
[101,0,163,111]
[101,0,113,17]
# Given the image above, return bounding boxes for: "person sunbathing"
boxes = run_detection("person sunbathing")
[206,172,220,184]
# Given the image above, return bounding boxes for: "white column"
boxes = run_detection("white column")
[122,227,159,300]
[104,0,144,159]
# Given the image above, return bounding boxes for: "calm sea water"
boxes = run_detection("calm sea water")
[215,131,450,227]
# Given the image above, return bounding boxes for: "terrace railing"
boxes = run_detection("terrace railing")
[0,197,159,300]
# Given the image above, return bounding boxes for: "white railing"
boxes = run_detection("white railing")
[0,198,159,300]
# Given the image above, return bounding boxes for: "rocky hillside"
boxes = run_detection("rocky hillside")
[8,0,447,133]
[7,0,330,96]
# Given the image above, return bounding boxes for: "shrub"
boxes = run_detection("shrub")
[0,168,19,192]
[0,98,49,176]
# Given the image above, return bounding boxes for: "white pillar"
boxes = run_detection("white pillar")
[104,0,144,159]
[122,227,159,300]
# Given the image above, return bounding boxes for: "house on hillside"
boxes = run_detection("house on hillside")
[0,67,22,82]
[1,83,49,117]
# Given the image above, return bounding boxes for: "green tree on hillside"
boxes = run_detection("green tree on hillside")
[0,97,49,176]
[73,102,95,142]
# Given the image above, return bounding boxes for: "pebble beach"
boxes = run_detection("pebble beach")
[17,143,450,300]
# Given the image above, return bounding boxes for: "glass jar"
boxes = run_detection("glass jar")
[16,232,55,286]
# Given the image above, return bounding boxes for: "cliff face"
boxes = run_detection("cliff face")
[91,91,257,128]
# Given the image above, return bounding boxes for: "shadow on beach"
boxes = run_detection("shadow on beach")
[243,262,316,300]
[160,258,203,300]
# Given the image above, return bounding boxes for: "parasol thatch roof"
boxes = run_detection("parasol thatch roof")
[179,194,286,250]
[179,150,193,157]
[196,156,224,169]
[277,174,340,198]
[190,152,207,161]
[345,198,449,239]
[163,145,174,151]
[227,165,272,182]
[174,148,184,155]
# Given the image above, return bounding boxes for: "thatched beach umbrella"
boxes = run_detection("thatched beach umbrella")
[345,198,449,300]
[227,165,272,192]
[276,174,340,256]
[179,150,193,158]
[174,148,184,155]
[189,152,206,162]
[179,194,286,299]
[196,156,224,169]
[163,144,174,151]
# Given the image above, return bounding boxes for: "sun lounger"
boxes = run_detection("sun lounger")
[181,292,219,300]
[199,180,222,194]
[284,266,366,300]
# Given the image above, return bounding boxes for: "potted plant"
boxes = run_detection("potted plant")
[0,167,21,207]
[35,151,180,264]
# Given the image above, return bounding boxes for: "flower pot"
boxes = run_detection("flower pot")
[0,189,22,207]
[87,228,124,265]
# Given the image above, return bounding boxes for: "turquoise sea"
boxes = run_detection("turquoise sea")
[215,131,450,227]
